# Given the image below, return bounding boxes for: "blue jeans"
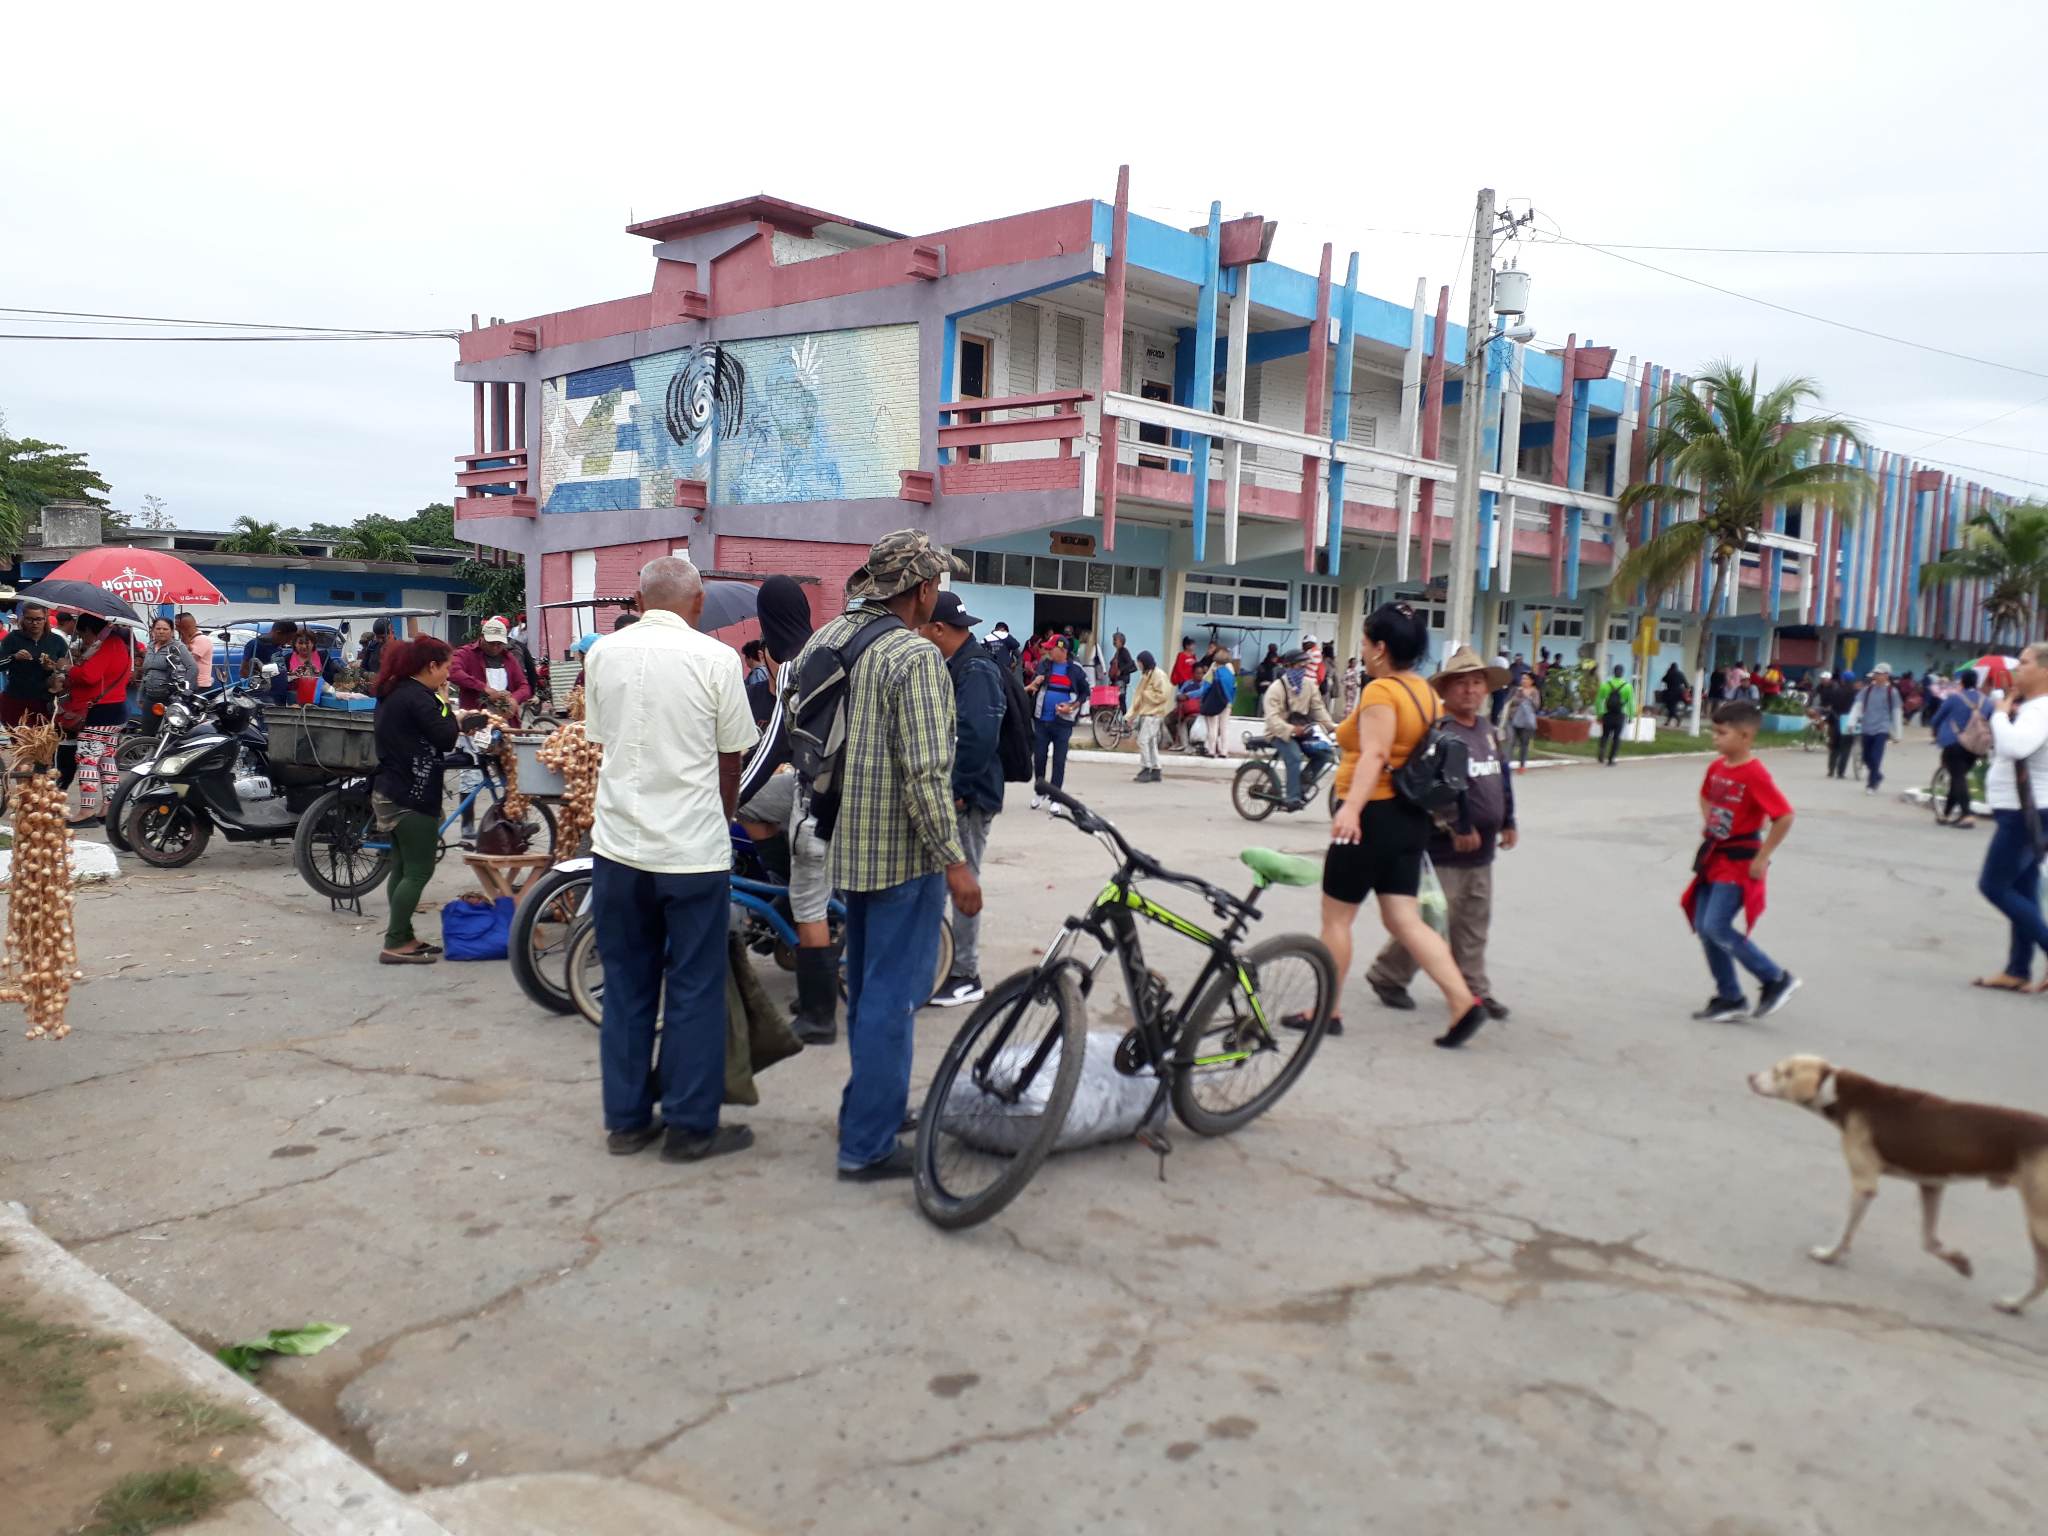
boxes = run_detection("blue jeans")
[839,872,945,1170]
[1275,735,1335,802]
[591,857,729,1135]
[1979,810,2048,979]
[1033,716,1073,789]
[1693,879,1784,1000]
[1861,733,1888,788]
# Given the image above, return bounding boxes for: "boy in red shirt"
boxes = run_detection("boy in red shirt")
[1683,700,1799,1021]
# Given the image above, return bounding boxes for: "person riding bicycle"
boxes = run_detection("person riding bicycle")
[1261,647,1336,811]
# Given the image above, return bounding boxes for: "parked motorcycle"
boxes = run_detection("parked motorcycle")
[1231,727,1339,821]
[105,686,271,854]
[119,670,352,868]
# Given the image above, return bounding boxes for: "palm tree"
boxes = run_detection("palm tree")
[1613,362,1869,680]
[329,523,415,563]
[1921,503,2048,646]
[213,516,299,556]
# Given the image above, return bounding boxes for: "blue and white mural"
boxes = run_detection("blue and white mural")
[539,325,918,513]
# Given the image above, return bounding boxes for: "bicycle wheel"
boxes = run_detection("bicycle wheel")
[914,965,1086,1231]
[294,788,390,900]
[565,916,603,1027]
[1231,760,1280,821]
[1171,933,1335,1136]
[509,866,591,1014]
[836,912,956,1004]
[1927,764,1951,818]
[1090,709,1126,751]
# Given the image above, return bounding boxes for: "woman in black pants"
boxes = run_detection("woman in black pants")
[1930,667,1987,827]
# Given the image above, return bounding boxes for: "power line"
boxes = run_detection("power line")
[0,305,457,338]
[1530,224,2048,385]
[0,332,454,342]
[1527,236,2048,257]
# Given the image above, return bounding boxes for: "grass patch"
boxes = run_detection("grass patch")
[84,1464,245,1536]
[0,1302,124,1433]
[130,1388,262,1444]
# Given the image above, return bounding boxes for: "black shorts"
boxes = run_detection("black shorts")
[1322,797,1430,904]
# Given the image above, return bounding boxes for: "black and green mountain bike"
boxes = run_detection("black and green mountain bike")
[914,781,1336,1230]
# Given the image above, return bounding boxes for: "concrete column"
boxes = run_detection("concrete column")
[1162,561,1192,668]
[1337,580,1370,678]
[1479,592,1505,659]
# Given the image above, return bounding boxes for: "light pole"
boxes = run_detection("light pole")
[1445,190,1532,651]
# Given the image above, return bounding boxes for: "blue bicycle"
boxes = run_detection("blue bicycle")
[557,831,954,1024]
[292,737,558,902]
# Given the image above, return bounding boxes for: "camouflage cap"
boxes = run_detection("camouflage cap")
[846,528,968,602]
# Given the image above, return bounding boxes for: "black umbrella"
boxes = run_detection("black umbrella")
[15,578,145,624]
[698,580,759,634]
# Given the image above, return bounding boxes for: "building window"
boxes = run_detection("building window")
[957,544,1162,600]
[1658,620,1683,645]
[974,551,1002,585]
[329,588,356,602]
[1301,581,1339,618]
[1608,619,1632,641]
[1187,572,1289,624]
[1138,568,1162,599]
[361,590,388,603]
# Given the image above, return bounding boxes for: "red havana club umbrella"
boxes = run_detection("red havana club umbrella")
[42,547,225,608]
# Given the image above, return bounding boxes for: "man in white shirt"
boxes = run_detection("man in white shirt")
[1978,644,2048,990]
[583,557,759,1163]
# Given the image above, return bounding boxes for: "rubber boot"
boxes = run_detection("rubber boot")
[792,944,839,1046]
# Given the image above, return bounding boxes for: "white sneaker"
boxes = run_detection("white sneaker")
[1030,794,1045,810]
[1049,802,1069,819]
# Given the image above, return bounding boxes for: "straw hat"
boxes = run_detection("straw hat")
[1432,645,1511,694]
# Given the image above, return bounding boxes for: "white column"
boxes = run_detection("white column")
[1221,273,1251,566]
[1496,339,1526,594]
[1395,276,1426,583]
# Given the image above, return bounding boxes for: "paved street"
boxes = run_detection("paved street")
[5,741,2047,1535]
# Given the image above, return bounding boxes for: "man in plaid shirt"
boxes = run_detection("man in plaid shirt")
[795,530,984,1181]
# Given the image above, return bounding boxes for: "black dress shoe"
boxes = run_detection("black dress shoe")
[1481,998,1510,1020]
[1370,980,1418,1011]
[606,1123,662,1156]
[837,1141,916,1182]
[1435,1004,1489,1049]
[661,1124,753,1162]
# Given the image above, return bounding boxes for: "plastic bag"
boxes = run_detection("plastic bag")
[942,1030,1158,1154]
[1417,855,1450,938]
[441,895,515,960]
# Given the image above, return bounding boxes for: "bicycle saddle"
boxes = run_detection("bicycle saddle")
[1240,847,1319,888]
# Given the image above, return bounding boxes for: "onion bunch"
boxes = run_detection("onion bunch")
[1,723,78,1040]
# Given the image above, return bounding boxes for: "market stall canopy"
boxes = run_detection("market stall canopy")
[42,547,224,607]
[13,578,144,625]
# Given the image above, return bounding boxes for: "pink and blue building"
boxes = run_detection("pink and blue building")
[452,181,2014,678]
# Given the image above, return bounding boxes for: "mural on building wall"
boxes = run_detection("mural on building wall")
[540,325,918,513]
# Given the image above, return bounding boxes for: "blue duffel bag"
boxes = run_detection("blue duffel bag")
[440,895,516,961]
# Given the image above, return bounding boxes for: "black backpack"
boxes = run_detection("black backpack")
[1388,676,1469,814]
[1602,680,1626,722]
[786,613,904,840]
[994,661,1035,783]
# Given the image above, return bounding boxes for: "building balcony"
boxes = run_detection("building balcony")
[454,450,536,520]
[936,390,1091,497]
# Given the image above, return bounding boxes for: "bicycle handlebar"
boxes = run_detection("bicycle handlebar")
[1033,779,1249,914]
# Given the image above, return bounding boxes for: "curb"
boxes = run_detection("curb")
[0,1200,452,1536]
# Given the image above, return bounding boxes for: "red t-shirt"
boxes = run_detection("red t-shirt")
[1170,652,1195,686]
[1700,756,1790,883]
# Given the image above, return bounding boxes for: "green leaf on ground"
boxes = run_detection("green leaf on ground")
[215,1323,349,1380]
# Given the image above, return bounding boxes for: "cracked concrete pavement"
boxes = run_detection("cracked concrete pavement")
[5,742,2048,1534]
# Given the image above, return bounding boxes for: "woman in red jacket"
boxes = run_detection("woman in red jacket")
[59,614,133,826]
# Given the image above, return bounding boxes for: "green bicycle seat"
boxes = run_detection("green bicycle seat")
[1241,847,1319,888]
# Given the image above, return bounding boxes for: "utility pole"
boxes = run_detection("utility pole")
[1445,187,1495,651]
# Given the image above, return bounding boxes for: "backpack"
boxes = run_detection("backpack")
[994,661,1034,783]
[1200,674,1230,716]
[1387,676,1469,814]
[786,613,905,841]
[1958,692,1994,756]
[1602,680,1626,722]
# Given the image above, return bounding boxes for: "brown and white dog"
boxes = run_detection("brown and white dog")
[1748,1054,2048,1314]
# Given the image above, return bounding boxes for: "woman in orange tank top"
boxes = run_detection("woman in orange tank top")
[1312,603,1486,1047]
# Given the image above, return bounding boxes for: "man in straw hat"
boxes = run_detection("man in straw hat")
[792,530,983,1182]
[1363,645,1518,1020]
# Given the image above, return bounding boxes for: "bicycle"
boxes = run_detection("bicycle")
[913,780,1335,1231]
[1089,698,1134,751]
[292,737,557,901]
[561,874,953,1024]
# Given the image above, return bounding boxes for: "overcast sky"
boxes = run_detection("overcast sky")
[6,1,2045,531]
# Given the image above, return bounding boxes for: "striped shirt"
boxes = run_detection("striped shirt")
[795,601,963,892]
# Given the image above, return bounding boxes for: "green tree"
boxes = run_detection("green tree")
[1921,503,2048,646]
[458,555,526,622]
[0,413,112,555]
[213,516,300,556]
[1613,363,1869,680]
[401,502,457,548]
[328,517,416,563]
